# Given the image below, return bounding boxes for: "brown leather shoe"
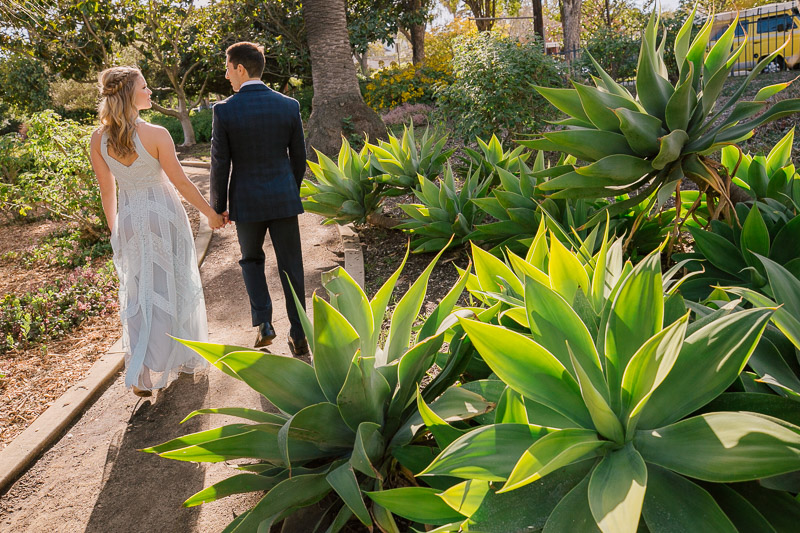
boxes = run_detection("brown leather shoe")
[288,336,310,357]
[254,322,276,348]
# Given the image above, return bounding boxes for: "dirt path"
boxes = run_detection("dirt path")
[0,167,344,533]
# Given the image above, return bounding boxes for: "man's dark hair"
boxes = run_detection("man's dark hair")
[226,41,265,78]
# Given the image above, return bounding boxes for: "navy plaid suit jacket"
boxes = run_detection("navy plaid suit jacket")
[209,83,306,222]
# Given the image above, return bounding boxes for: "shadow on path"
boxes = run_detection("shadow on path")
[84,373,209,533]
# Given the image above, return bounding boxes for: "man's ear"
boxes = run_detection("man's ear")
[237,64,248,78]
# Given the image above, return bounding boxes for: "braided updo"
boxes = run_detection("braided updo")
[98,67,142,158]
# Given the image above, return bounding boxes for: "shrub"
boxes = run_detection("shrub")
[0,261,118,353]
[144,108,213,144]
[363,60,452,112]
[0,111,104,236]
[573,28,640,81]
[0,53,51,114]
[435,32,563,142]
[2,227,112,269]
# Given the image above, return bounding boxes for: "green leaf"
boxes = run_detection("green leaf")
[620,314,689,433]
[313,294,361,402]
[534,86,592,123]
[458,318,593,428]
[574,154,654,183]
[439,480,490,517]
[588,444,647,533]
[417,263,471,341]
[471,242,523,296]
[688,227,747,277]
[326,463,372,527]
[637,308,772,429]
[337,355,390,431]
[321,267,373,352]
[172,338,249,380]
[741,207,770,270]
[699,392,800,426]
[418,389,466,449]
[351,422,384,478]
[183,473,279,507]
[665,63,696,132]
[636,412,800,482]
[652,130,689,170]
[389,332,445,421]
[366,487,466,525]
[470,460,594,532]
[179,408,286,425]
[540,129,636,162]
[759,253,800,317]
[615,108,663,157]
[548,234,591,306]
[524,278,602,384]
[731,481,800,532]
[382,245,447,365]
[501,429,607,492]
[219,351,326,415]
[701,483,778,533]
[604,252,663,412]
[419,424,552,481]
[642,465,736,532]
[494,387,529,424]
[542,475,601,533]
[370,245,408,350]
[574,82,640,132]
[568,344,623,443]
[766,128,794,174]
[233,473,332,531]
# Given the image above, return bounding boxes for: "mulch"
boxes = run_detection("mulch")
[0,200,201,451]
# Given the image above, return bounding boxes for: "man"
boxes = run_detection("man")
[210,41,309,357]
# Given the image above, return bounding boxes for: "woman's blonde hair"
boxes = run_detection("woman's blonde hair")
[97,66,142,158]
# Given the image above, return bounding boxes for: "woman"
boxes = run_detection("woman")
[90,66,224,397]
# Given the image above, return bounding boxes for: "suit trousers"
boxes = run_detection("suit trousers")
[235,216,306,341]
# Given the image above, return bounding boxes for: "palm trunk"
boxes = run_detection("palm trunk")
[532,0,545,42]
[560,0,582,63]
[304,0,386,157]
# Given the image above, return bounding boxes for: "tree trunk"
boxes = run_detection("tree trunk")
[178,111,196,146]
[560,0,582,63]
[356,50,369,75]
[304,0,386,157]
[409,22,425,65]
[531,0,544,43]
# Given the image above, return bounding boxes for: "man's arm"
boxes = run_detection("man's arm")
[209,104,231,214]
[288,100,307,188]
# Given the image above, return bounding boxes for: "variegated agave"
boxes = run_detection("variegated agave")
[524,7,800,228]
[143,249,494,532]
[370,222,800,532]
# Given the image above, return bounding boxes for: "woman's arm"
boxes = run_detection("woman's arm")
[153,127,225,229]
[89,130,118,233]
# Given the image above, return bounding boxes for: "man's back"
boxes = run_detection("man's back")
[210,83,306,222]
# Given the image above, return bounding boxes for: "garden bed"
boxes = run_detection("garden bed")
[0,201,201,450]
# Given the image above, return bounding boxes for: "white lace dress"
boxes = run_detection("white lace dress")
[101,124,209,391]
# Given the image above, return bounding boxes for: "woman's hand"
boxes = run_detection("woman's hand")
[207,211,226,230]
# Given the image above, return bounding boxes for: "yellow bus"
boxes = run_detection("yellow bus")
[710,1,800,72]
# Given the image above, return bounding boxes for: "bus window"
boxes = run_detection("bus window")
[757,14,795,33]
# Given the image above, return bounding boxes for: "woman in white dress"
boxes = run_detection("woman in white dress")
[89,66,225,397]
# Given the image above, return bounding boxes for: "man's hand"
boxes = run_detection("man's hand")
[223,211,231,225]
[208,211,226,230]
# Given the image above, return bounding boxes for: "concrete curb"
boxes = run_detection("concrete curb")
[337,224,365,289]
[0,185,215,493]
[181,159,211,169]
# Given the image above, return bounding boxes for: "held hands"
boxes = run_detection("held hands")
[208,211,226,230]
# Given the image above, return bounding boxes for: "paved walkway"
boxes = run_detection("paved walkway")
[0,167,343,532]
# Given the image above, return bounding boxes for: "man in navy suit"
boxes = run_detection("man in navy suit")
[210,41,309,357]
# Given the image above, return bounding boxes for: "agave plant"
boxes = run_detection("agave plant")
[368,226,800,532]
[678,201,800,299]
[723,255,800,400]
[460,134,529,184]
[524,7,800,227]
[367,120,455,190]
[143,251,496,532]
[301,137,397,225]
[721,128,800,208]
[397,163,491,253]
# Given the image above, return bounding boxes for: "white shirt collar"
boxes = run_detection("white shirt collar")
[240,80,266,88]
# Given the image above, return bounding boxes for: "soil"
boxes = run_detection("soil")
[0,195,201,451]
[0,166,345,533]
[175,142,211,162]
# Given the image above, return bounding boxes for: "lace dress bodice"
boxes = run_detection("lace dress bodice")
[101,123,208,390]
